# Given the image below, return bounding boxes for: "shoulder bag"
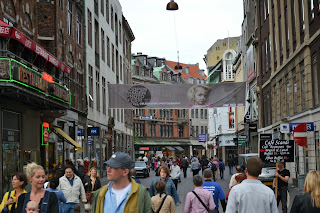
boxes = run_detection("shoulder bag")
[156,194,167,213]
[192,191,214,213]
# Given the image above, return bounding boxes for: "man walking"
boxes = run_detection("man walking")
[181,156,189,178]
[91,152,153,213]
[58,166,87,213]
[273,162,290,213]
[226,157,278,213]
[227,158,234,175]
[218,160,225,179]
[184,175,215,213]
[170,160,181,190]
[229,165,242,189]
[202,169,226,213]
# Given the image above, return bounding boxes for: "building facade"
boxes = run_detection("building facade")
[85,0,134,175]
[0,0,86,196]
[255,0,320,185]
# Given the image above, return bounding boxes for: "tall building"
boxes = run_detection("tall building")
[85,0,135,174]
[0,0,85,195]
[206,38,239,162]
[255,0,320,184]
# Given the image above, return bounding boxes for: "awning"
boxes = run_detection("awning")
[53,127,83,152]
[175,146,184,151]
[0,22,71,74]
[193,145,206,150]
[165,146,175,151]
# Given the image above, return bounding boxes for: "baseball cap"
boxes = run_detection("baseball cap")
[105,152,133,169]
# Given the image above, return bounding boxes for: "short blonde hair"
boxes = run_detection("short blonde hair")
[26,163,44,179]
[304,171,320,208]
[187,84,211,102]
[87,167,100,178]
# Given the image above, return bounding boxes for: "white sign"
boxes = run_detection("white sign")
[280,123,290,133]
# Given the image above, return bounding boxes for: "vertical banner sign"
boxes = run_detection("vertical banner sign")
[229,112,235,129]
[238,135,246,146]
[42,122,49,145]
[259,139,295,163]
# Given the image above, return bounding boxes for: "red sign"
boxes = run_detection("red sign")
[0,23,71,74]
[43,122,49,145]
[293,123,307,146]
[214,145,219,150]
[140,147,149,151]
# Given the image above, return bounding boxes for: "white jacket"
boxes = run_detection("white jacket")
[170,165,181,180]
[58,174,87,203]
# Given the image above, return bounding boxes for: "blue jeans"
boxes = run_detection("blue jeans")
[63,203,79,213]
[229,166,233,175]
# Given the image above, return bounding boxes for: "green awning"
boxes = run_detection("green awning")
[134,140,191,146]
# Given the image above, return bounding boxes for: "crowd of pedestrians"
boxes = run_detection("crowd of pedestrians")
[1,153,320,213]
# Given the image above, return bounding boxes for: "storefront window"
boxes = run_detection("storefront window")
[2,110,20,194]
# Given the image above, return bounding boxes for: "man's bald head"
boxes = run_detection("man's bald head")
[236,165,242,173]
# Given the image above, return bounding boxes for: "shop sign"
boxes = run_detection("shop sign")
[77,129,84,136]
[42,122,49,146]
[289,122,314,132]
[88,127,100,136]
[238,135,246,146]
[140,147,149,151]
[260,140,294,163]
[198,134,207,143]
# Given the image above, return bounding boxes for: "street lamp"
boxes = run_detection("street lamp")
[174,51,183,72]
[166,0,179,11]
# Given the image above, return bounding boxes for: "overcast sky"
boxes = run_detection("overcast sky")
[119,0,243,70]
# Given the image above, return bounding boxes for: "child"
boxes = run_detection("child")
[25,200,39,213]
[187,84,213,108]
[45,177,66,213]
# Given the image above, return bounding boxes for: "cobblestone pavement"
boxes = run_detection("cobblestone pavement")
[97,166,299,213]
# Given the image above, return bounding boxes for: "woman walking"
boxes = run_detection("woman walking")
[0,173,28,213]
[151,180,176,213]
[16,162,59,213]
[290,171,320,213]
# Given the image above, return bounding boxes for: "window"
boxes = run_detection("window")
[285,6,289,53]
[301,61,306,110]
[107,37,110,67]
[120,56,122,81]
[200,109,204,119]
[115,13,118,45]
[273,24,277,66]
[292,0,297,48]
[273,85,277,122]
[201,126,204,134]
[112,44,114,72]
[59,0,63,9]
[150,124,156,137]
[195,109,198,118]
[204,109,207,119]
[67,0,72,36]
[89,65,93,108]
[301,0,305,32]
[293,68,297,113]
[102,77,106,114]
[279,16,283,57]
[101,29,105,61]
[111,7,114,31]
[191,109,194,118]
[101,0,104,15]
[286,74,290,116]
[96,71,100,111]
[179,126,184,138]
[87,9,92,47]
[76,10,81,45]
[106,0,109,24]
[119,22,122,44]
[312,53,319,106]
[279,79,283,116]
[196,126,199,137]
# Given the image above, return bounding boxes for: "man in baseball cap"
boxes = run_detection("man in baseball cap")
[91,152,153,213]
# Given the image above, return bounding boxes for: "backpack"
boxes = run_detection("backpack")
[209,162,217,172]
[219,162,224,170]
[22,191,50,213]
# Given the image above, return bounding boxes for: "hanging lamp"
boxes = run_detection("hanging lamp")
[166,0,179,11]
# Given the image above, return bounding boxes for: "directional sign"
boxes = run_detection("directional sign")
[198,134,207,143]
[88,137,93,146]
[290,122,314,132]
[88,127,100,136]
[238,135,246,146]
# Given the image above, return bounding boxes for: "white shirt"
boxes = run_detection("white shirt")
[111,183,132,207]
[229,173,242,189]
[143,156,148,163]
[170,165,181,179]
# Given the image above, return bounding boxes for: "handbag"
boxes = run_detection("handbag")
[85,191,92,202]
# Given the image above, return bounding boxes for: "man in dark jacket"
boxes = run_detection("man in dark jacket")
[181,156,189,178]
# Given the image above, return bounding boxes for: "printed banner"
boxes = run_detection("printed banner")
[108,82,246,109]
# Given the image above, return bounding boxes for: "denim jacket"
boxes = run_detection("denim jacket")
[149,177,180,204]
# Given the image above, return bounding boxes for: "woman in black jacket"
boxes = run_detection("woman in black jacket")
[290,171,320,213]
[83,167,101,192]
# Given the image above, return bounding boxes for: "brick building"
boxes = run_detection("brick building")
[0,0,85,196]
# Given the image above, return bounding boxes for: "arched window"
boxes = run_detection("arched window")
[23,13,32,33]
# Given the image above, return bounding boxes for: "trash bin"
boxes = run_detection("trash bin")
[298,174,306,191]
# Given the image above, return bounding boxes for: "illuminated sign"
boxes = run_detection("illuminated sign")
[42,122,49,145]
[0,58,70,104]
